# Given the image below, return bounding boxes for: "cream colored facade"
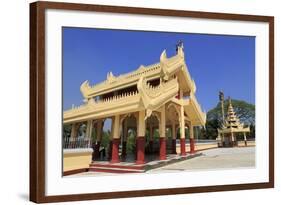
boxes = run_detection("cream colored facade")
[63,149,93,172]
[63,43,206,165]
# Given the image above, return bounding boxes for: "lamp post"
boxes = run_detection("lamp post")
[219,91,225,123]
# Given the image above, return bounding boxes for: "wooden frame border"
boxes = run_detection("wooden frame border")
[30,1,274,203]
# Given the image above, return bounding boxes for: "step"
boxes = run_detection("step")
[89,166,145,174]
[90,163,145,170]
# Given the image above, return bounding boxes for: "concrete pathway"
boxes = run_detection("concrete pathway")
[147,147,255,173]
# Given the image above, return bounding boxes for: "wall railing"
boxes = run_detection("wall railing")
[63,137,92,149]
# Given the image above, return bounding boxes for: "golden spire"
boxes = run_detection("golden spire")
[224,97,240,128]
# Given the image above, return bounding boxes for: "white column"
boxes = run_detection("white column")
[113,115,120,139]
[180,105,185,139]
[70,123,79,148]
[121,118,128,159]
[243,132,248,146]
[189,122,195,153]
[159,105,166,160]
[137,110,146,136]
[86,120,93,139]
[243,132,247,141]
[231,132,234,142]
[189,122,194,140]
[96,120,103,141]
[70,123,78,138]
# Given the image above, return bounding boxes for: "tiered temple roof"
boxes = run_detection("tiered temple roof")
[63,44,206,126]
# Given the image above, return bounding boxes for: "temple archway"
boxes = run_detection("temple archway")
[120,113,137,162]
[145,114,160,156]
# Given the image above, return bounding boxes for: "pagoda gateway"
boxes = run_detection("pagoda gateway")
[63,42,206,172]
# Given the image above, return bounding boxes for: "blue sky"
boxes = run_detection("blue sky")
[63,27,255,113]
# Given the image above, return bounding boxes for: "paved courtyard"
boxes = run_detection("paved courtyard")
[147,147,255,173]
[68,147,255,177]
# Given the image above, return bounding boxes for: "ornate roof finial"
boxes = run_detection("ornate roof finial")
[228,96,232,106]
[219,90,224,101]
[176,40,184,58]
[219,91,225,123]
[160,50,167,62]
[106,71,115,83]
[176,40,184,51]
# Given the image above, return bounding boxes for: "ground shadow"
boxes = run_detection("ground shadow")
[18,193,29,201]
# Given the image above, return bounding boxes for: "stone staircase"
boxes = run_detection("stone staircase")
[89,163,146,174]
[89,152,202,174]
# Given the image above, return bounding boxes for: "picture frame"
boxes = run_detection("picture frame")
[30,1,274,203]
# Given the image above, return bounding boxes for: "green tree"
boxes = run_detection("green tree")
[126,129,136,154]
[204,119,220,139]
[249,123,255,139]
[100,130,110,148]
[208,99,255,125]
[63,124,71,138]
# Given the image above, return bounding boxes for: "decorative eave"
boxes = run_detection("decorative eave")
[183,93,206,126]
[137,76,179,118]
[80,63,162,98]
[64,75,180,124]
[218,126,250,134]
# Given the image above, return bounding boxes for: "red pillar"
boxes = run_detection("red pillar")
[180,138,186,156]
[172,139,177,154]
[110,139,120,163]
[136,136,145,164]
[93,141,101,159]
[189,138,195,154]
[159,138,166,160]
[121,141,127,161]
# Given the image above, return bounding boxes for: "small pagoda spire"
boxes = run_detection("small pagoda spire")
[228,97,234,115]
[228,96,232,105]
[217,96,251,147]
[225,97,240,128]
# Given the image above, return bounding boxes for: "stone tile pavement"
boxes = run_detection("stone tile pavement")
[68,147,255,177]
